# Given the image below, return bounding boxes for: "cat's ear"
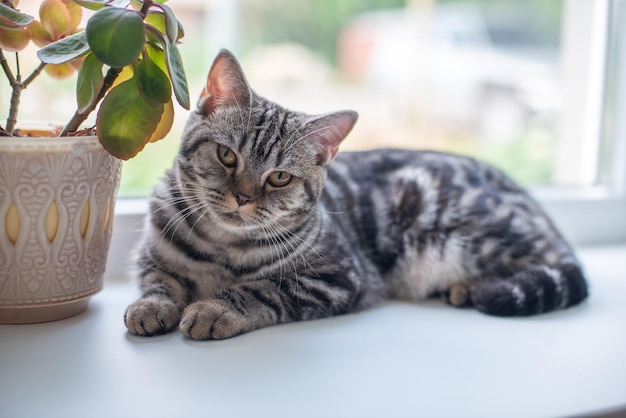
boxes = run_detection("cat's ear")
[304,110,358,165]
[198,49,251,116]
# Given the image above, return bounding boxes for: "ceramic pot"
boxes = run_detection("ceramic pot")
[0,134,121,323]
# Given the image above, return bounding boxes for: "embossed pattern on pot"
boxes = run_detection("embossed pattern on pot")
[5,203,19,244]
[0,135,122,323]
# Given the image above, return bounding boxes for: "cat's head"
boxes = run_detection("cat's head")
[176,49,357,233]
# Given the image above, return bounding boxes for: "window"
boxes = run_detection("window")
[4,1,618,193]
[1,1,623,280]
[107,0,625,279]
[108,0,626,275]
[116,0,620,193]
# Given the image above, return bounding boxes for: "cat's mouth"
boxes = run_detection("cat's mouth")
[220,211,247,226]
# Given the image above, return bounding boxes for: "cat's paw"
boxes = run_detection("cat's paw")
[180,300,247,340]
[442,283,474,308]
[124,297,180,336]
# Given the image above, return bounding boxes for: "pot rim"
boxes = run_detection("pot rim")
[0,134,104,153]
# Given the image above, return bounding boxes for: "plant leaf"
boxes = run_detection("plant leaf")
[86,7,144,68]
[72,0,130,10]
[28,20,55,47]
[110,64,134,89]
[108,0,131,6]
[0,26,31,52]
[71,0,106,11]
[0,3,33,29]
[145,42,168,74]
[129,0,142,11]
[149,98,174,143]
[76,53,104,114]
[144,10,166,34]
[45,61,77,79]
[40,0,80,39]
[164,39,190,110]
[96,79,164,160]
[136,53,171,107]
[151,2,178,44]
[37,30,89,64]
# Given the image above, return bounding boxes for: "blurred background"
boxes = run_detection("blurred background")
[1,0,610,196]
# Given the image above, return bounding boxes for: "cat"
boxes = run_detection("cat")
[124,49,588,340]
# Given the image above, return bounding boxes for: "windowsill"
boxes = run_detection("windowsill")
[1,245,625,418]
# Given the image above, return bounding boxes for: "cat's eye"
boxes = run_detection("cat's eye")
[217,145,237,167]
[267,171,292,188]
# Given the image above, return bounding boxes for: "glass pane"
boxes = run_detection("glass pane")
[1,0,606,197]
[598,0,624,188]
[237,0,564,187]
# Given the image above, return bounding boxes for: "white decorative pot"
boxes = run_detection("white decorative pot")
[0,134,121,323]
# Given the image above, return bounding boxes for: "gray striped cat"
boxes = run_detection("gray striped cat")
[124,49,588,340]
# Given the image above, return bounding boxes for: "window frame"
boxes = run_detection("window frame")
[104,0,626,280]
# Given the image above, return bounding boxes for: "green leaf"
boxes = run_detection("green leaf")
[72,0,130,10]
[152,3,178,44]
[144,11,169,48]
[86,7,144,68]
[97,79,164,160]
[145,10,166,34]
[145,41,167,70]
[0,3,33,29]
[136,53,171,107]
[76,53,104,114]
[37,31,89,64]
[109,0,132,8]
[71,0,107,11]
[149,98,174,143]
[164,40,190,110]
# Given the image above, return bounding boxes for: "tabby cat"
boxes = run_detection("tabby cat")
[124,49,588,340]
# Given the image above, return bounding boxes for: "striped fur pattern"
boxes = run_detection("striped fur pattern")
[125,50,588,340]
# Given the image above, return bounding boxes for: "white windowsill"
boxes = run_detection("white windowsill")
[3,244,626,418]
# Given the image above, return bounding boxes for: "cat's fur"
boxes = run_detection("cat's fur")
[124,50,588,340]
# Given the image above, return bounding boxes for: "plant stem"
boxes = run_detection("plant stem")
[23,62,47,87]
[0,49,16,85]
[139,0,153,17]
[60,66,122,136]
[1,49,19,134]
[0,49,47,135]
[59,0,153,137]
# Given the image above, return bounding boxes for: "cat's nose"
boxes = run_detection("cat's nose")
[234,192,253,206]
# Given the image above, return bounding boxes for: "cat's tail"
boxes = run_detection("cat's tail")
[472,264,588,316]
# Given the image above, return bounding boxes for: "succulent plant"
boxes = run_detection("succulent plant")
[0,0,189,159]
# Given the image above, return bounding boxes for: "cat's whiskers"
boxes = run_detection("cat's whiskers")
[151,183,211,214]
[253,212,290,268]
[151,195,201,215]
[272,219,325,270]
[264,216,321,279]
[283,125,334,155]
[282,119,308,151]
[231,93,247,130]
[311,205,345,216]
[158,201,208,248]
[231,92,254,149]
[258,222,287,287]
[186,204,210,241]
[253,211,301,288]
[261,220,304,299]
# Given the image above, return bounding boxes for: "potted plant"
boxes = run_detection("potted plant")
[0,0,190,323]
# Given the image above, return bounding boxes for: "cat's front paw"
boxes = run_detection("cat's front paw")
[180,300,247,340]
[124,297,180,336]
